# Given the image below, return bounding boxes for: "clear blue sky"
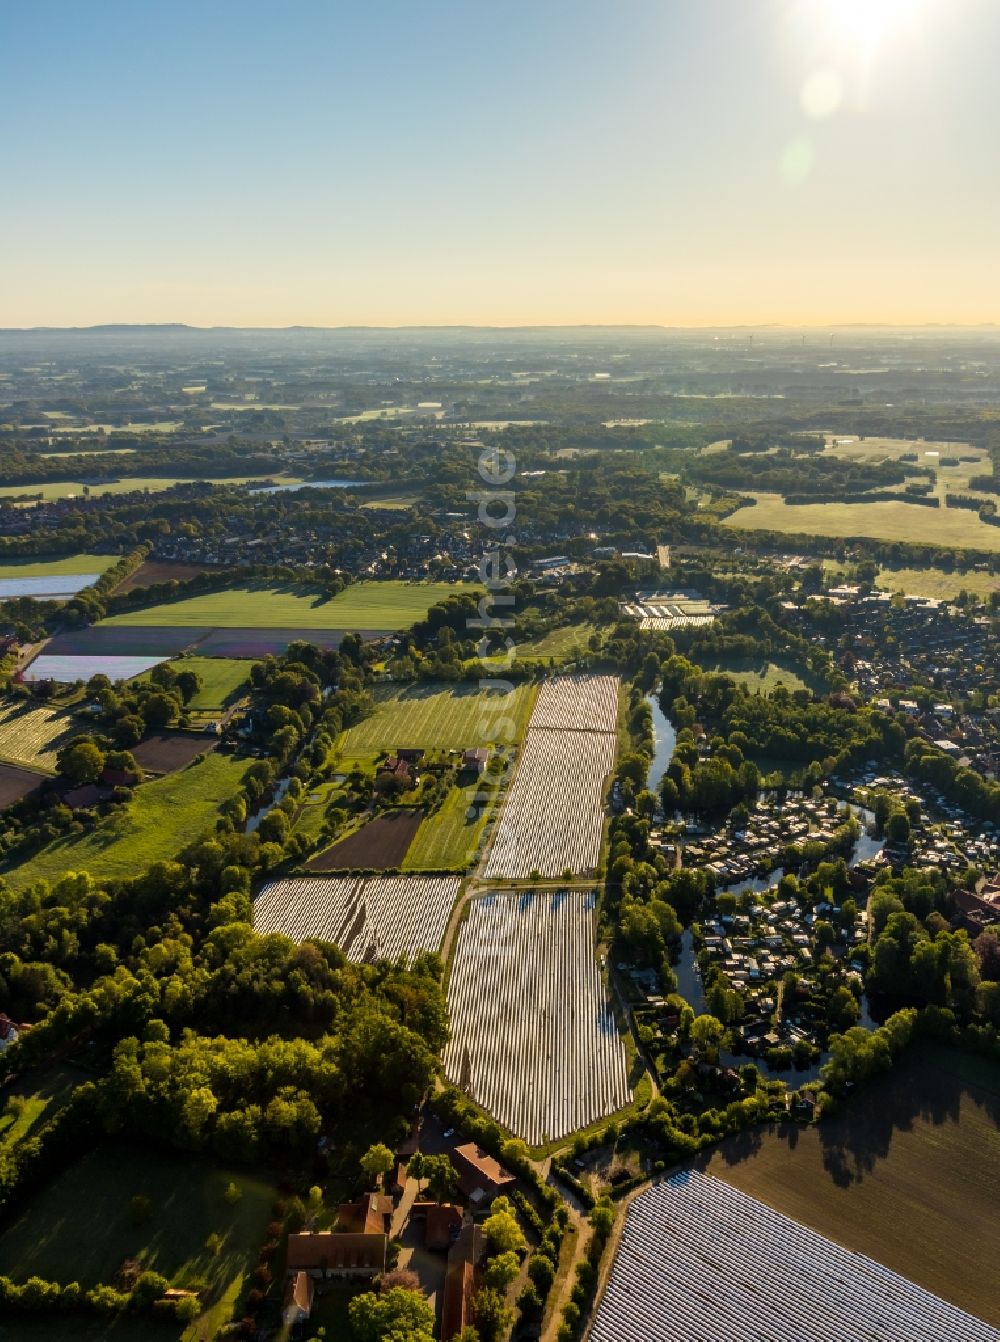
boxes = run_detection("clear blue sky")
[1,0,997,326]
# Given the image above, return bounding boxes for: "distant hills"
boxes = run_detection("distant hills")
[1,322,998,336]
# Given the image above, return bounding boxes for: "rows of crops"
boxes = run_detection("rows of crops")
[482,674,619,879]
[0,700,80,770]
[591,1171,1000,1342]
[443,890,631,1146]
[529,674,620,734]
[251,874,459,962]
[337,681,535,753]
[483,727,615,879]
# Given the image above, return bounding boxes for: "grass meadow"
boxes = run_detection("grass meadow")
[700,656,822,695]
[0,1065,88,1155]
[875,566,1000,599]
[725,492,1000,551]
[133,657,251,710]
[3,752,251,890]
[0,1143,276,1341]
[403,785,491,871]
[0,553,117,579]
[519,622,601,661]
[337,681,536,753]
[103,580,475,631]
[0,478,289,504]
[702,1047,1000,1326]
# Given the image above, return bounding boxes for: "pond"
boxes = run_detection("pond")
[249,478,368,494]
[645,693,677,793]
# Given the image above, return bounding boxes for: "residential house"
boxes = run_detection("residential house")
[282,1271,315,1328]
[285,1231,387,1281]
[449,1143,516,1207]
[462,748,490,776]
[336,1192,393,1236]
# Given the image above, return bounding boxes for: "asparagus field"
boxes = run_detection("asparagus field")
[483,674,619,879]
[252,874,459,962]
[444,890,631,1146]
[591,1171,1000,1342]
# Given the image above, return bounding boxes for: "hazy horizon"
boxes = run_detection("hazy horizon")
[3,0,998,327]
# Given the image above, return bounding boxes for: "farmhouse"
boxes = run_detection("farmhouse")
[282,1272,315,1329]
[336,1191,393,1235]
[461,747,490,775]
[449,1143,516,1206]
[410,1201,464,1251]
[441,1221,483,1342]
[285,1230,387,1280]
[378,756,413,787]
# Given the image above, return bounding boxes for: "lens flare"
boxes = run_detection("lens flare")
[817,0,928,52]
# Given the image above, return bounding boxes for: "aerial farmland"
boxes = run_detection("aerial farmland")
[591,1171,1000,1342]
[483,674,619,879]
[444,889,631,1146]
[0,699,80,772]
[251,874,460,962]
[336,680,536,754]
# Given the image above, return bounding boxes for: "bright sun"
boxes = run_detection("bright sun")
[819,0,927,50]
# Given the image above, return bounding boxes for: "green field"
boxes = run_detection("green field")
[0,477,299,503]
[0,553,117,578]
[0,1143,275,1340]
[103,580,476,631]
[134,657,251,710]
[360,495,418,510]
[702,1048,1000,1326]
[821,434,991,501]
[43,446,139,458]
[3,752,250,891]
[519,622,600,661]
[875,566,1000,600]
[403,785,490,870]
[338,681,536,754]
[0,1065,86,1154]
[725,493,1000,551]
[701,656,814,694]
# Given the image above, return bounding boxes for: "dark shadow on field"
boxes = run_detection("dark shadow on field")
[393,682,514,702]
[693,1122,766,1171]
[707,1047,1000,1189]
[812,1049,1000,1188]
[0,763,45,809]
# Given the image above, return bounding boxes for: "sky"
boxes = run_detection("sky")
[1,0,998,328]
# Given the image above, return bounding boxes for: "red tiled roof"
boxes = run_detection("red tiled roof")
[283,1270,314,1315]
[336,1192,393,1236]
[426,1204,463,1251]
[285,1232,387,1273]
[451,1143,516,1196]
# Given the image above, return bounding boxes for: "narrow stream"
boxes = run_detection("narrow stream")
[246,776,292,834]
